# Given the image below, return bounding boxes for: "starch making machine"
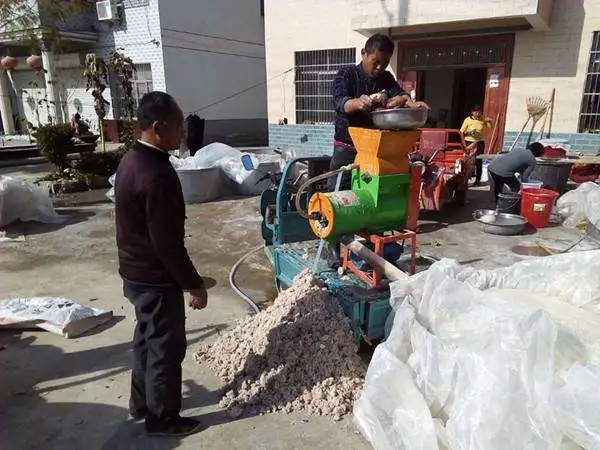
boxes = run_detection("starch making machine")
[253,107,474,346]
[260,124,428,347]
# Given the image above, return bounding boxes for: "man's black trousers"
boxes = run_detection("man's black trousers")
[124,281,186,420]
[489,171,521,203]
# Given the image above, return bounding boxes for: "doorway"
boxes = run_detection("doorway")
[419,67,487,129]
[396,34,514,153]
[451,68,487,128]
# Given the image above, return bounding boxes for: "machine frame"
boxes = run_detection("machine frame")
[261,156,397,346]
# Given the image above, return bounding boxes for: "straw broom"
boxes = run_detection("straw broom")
[508,96,549,152]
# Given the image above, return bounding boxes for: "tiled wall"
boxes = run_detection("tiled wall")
[93,0,166,120]
[269,124,600,156]
[268,124,336,156]
[502,132,600,154]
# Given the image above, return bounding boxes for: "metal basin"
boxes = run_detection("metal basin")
[473,209,528,235]
[371,107,428,130]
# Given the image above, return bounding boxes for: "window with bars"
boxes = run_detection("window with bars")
[579,32,600,133]
[295,48,355,123]
[116,63,153,118]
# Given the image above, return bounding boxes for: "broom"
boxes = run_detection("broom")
[508,96,549,152]
[525,96,549,146]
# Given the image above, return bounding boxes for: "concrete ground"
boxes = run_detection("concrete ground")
[0,168,590,450]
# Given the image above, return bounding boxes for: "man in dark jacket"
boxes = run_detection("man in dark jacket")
[115,92,207,437]
[327,34,426,262]
[330,33,426,191]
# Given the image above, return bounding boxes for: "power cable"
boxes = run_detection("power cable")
[185,66,294,115]
[161,27,264,47]
[161,43,265,60]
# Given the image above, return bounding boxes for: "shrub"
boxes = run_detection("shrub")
[33,123,74,171]
[72,151,123,177]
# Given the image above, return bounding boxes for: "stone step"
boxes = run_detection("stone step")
[0,146,39,161]
[0,142,96,167]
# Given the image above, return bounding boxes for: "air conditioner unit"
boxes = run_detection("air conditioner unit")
[96,0,117,22]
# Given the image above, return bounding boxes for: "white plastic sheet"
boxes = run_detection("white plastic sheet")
[430,252,600,310]
[0,176,65,227]
[170,142,283,196]
[0,297,112,338]
[355,251,600,450]
[557,182,600,229]
[105,173,116,203]
[553,363,600,450]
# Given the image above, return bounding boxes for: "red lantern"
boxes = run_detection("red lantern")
[26,55,43,72]
[0,56,18,70]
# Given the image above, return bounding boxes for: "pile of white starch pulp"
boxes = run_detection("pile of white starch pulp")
[195,270,366,421]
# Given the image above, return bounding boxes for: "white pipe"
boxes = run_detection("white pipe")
[229,245,263,314]
[342,237,408,281]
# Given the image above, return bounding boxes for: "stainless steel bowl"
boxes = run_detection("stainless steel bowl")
[371,107,428,130]
[473,209,528,235]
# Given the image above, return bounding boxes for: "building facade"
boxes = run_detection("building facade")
[265,0,600,155]
[0,0,267,146]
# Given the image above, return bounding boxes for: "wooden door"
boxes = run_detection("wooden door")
[483,65,511,154]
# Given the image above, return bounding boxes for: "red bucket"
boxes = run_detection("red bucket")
[520,188,558,228]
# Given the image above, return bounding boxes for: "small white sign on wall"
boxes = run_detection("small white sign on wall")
[489,74,500,89]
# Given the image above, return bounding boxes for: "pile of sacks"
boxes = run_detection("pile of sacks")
[195,270,366,421]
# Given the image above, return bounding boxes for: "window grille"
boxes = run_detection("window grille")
[116,63,153,118]
[579,31,600,133]
[295,48,355,123]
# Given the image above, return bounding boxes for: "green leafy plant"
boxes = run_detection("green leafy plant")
[33,123,74,171]
[118,121,136,153]
[83,53,110,151]
[109,51,136,121]
[72,151,123,177]
[110,51,137,153]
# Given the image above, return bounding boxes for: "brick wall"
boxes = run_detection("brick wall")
[506,0,597,134]
[269,124,600,156]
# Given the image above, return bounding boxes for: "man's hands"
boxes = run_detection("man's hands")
[386,94,410,109]
[345,95,374,113]
[189,287,208,310]
[345,94,429,113]
[387,95,430,110]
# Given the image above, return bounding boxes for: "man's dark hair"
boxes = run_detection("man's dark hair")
[472,104,482,112]
[528,142,545,157]
[364,34,395,55]
[137,91,179,131]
